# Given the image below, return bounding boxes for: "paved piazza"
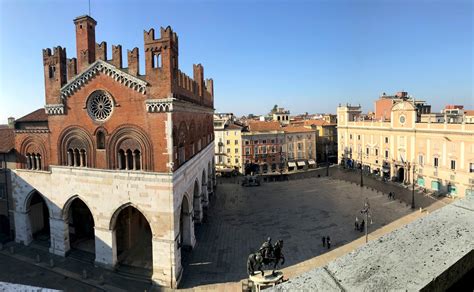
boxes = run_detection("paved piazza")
[180,176,416,288]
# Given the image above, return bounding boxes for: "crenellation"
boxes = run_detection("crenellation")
[66,58,77,80]
[111,45,123,68]
[127,47,140,76]
[96,41,107,61]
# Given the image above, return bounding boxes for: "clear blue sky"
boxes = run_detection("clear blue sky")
[0,0,472,122]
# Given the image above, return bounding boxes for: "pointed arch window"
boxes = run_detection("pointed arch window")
[97,131,105,149]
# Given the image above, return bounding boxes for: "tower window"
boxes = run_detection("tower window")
[153,53,162,68]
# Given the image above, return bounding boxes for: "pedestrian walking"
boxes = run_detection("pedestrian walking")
[355,217,359,231]
[360,220,365,232]
[322,236,326,247]
[388,191,392,199]
[327,236,331,249]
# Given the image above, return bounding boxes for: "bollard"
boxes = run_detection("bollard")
[419,207,423,213]
[99,274,105,285]
[82,269,87,279]
[36,254,41,263]
[49,258,54,268]
[9,246,14,254]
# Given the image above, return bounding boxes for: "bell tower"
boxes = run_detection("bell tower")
[74,15,97,72]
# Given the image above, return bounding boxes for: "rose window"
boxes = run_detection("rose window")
[87,91,114,121]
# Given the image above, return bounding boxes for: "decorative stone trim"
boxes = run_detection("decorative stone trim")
[14,129,50,133]
[61,60,147,99]
[45,104,65,115]
[146,98,173,113]
[146,95,213,114]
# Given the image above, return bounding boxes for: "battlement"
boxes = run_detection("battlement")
[43,46,66,59]
[144,26,178,44]
[41,16,213,109]
[96,41,107,61]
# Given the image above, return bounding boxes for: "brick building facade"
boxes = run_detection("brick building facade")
[11,15,215,287]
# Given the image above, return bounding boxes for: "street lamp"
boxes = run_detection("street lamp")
[411,162,416,209]
[360,198,371,243]
[360,149,364,187]
[325,143,329,176]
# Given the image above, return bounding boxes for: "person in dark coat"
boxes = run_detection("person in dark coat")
[360,220,365,232]
[322,236,326,247]
[326,236,331,249]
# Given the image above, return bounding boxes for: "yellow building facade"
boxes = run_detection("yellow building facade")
[223,124,244,173]
[338,101,474,198]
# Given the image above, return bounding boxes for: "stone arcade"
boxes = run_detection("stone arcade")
[11,15,215,288]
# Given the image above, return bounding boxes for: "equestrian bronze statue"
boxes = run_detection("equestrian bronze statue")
[247,237,285,276]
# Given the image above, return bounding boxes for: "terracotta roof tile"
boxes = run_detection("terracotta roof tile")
[247,121,281,132]
[283,126,316,133]
[226,123,243,130]
[0,126,14,153]
[464,110,474,116]
[16,108,48,123]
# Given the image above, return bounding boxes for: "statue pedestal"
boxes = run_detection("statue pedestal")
[249,270,283,291]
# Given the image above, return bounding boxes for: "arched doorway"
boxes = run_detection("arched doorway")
[66,198,95,256]
[193,180,201,223]
[0,215,10,243]
[180,195,192,266]
[397,167,405,182]
[113,206,152,271]
[27,191,50,247]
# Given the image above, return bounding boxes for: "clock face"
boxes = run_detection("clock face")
[399,115,406,124]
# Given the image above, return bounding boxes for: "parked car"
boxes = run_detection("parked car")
[242,175,261,187]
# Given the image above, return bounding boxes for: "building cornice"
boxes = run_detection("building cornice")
[146,95,214,114]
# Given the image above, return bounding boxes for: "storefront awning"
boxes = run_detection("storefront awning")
[288,162,296,167]
[297,161,306,167]
[308,159,316,165]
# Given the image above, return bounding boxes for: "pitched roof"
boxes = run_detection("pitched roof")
[16,109,48,123]
[225,123,243,130]
[247,121,281,132]
[464,110,474,116]
[0,126,14,153]
[283,126,316,133]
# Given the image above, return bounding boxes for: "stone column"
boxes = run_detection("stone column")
[26,155,31,169]
[118,153,122,169]
[49,217,70,256]
[125,152,129,170]
[94,227,117,268]
[151,238,180,288]
[80,151,84,167]
[193,197,203,223]
[67,150,73,166]
[13,210,33,245]
[201,182,209,208]
[132,152,137,170]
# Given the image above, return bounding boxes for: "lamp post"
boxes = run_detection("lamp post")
[360,149,364,187]
[360,198,371,243]
[411,162,416,209]
[325,143,329,176]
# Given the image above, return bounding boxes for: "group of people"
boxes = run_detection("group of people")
[321,236,331,249]
[388,191,395,200]
[354,217,365,232]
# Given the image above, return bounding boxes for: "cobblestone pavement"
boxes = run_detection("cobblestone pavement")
[0,243,153,292]
[0,253,102,292]
[180,173,445,288]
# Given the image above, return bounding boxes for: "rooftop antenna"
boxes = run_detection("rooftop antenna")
[88,0,91,16]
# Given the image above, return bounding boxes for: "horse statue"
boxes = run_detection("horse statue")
[247,238,285,276]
